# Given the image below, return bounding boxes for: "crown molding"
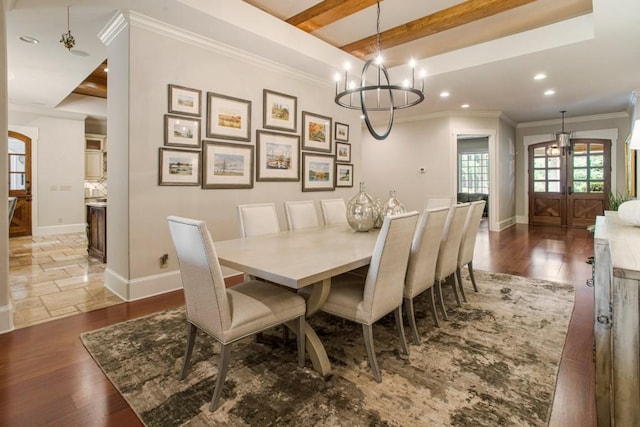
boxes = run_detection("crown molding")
[517,111,629,128]
[98,11,128,46]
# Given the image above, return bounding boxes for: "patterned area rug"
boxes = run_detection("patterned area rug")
[80,271,574,426]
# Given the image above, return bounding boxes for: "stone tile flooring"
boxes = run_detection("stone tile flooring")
[9,233,123,329]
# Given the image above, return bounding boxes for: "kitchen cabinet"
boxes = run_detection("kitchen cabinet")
[85,134,106,181]
[87,203,107,263]
[593,213,640,426]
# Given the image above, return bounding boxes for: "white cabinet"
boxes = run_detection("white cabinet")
[84,134,106,181]
[594,213,640,426]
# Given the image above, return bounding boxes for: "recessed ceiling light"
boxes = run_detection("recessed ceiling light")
[18,36,39,44]
[104,67,108,72]
[534,73,547,80]
[461,104,470,108]
[544,89,556,96]
[440,91,450,98]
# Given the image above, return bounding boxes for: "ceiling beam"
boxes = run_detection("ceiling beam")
[340,0,537,58]
[286,0,380,33]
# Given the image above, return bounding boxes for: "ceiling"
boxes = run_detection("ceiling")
[5,0,640,124]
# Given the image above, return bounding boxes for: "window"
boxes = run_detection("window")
[458,152,489,194]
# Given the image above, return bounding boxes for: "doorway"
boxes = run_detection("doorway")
[8,131,32,237]
[529,138,611,227]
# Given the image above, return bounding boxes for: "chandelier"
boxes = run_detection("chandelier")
[59,5,76,51]
[548,110,571,156]
[334,0,425,140]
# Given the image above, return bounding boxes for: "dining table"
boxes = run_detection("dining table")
[214,224,379,376]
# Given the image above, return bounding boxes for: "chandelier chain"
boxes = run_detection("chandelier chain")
[375,0,381,56]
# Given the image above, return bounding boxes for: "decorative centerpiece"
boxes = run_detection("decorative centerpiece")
[372,196,384,228]
[347,182,377,232]
[381,190,406,218]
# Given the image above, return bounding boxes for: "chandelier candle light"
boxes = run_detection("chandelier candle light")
[334,0,425,140]
[60,5,75,51]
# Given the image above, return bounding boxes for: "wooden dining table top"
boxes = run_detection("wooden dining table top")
[215,225,379,289]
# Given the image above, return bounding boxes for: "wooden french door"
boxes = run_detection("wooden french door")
[8,131,32,237]
[529,138,611,227]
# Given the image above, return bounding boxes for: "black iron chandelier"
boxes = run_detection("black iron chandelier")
[334,0,425,140]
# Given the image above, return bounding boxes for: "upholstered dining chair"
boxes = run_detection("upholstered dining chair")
[237,202,280,237]
[284,200,320,230]
[456,200,486,299]
[403,206,450,344]
[320,198,347,226]
[433,203,471,320]
[424,195,455,210]
[167,216,306,412]
[319,211,419,382]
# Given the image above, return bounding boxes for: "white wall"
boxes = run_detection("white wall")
[1,2,12,332]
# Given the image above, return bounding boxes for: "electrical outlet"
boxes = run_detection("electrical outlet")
[160,254,169,268]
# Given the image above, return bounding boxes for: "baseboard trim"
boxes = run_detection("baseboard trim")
[33,223,86,236]
[516,215,528,224]
[497,216,517,231]
[0,304,15,334]
[104,268,183,302]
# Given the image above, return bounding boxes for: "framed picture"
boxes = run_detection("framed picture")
[336,142,351,163]
[202,141,254,189]
[336,163,354,187]
[168,84,201,117]
[158,148,201,186]
[206,92,251,141]
[335,122,349,142]
[302,152,335,192]
[263,89,297,132]
[256,130,300,182]
[302,111,332,153]
[164,115,201,148]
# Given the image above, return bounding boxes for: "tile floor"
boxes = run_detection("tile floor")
[9,232,123,329]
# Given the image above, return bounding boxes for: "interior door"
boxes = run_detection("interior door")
[8,131,32,237]
[529,138,611,227]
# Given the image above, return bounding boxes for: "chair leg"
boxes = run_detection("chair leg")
[436,280,449,321]
[180,323,197,380]
[404,297,421,345]
[209,344,232,412]
[362,324,381,383]
[456,267,468,303]
[468,261,479,292]
[394,306,410,356]
[296,315,306,368]
[428,287,440,328]
[448,274,462,307]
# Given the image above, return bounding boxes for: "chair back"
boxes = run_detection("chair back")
[424,195,454,210]
[458,200,486,267]
[363,211,419,322]
[284,200,319,230]
[320,198,347,226]
[404,207,450,299]
[237,203,280,237]
[435,203,470,281]
[8,197,17,225]
[167,216,231,340]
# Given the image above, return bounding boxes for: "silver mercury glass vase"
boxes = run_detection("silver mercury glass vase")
[372,196,384,229]
[346,182,377,232]
[381,190,406,218]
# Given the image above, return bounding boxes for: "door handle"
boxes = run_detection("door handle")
[568,186,573,195]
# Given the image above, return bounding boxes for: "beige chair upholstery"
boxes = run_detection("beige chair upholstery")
[456,200,486,297]
[8,197,17,226]
[237,203,280,237]
[167,216,306,411]
[320,211,419,382]
[403,207,450,344]
[433,203,471,320]
[320,198,347,226]
[424,195,455,210]
[284,200,320,230]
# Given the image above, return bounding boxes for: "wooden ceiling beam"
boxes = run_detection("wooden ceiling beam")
[340,0,537,58]
[286,0,380,33]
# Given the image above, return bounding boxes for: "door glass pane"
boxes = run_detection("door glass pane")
[8,137,25,154]
[534,158,545,168]
[590,143,604,154]
[548,169,560,180]
[574,182,587,192]
[547,157,560,168]
[591,168,604,180]
[9,154,25,172]
[590,155,603,167]
[534,182,546,192]
[534,170,546,180]
[548,181,560,192]
[534,147,546,156]
[574,168,587,180]
[573,143,588,154]
[590,182,604,192]
[573,156,587,167]
[9,173,25,190]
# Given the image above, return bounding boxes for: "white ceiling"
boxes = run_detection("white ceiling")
[6,0,640,124]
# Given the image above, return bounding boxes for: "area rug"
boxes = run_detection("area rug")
[80,271,575,426]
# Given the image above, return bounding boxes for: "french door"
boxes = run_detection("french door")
[529,138,611,227]
[8,131,32,237]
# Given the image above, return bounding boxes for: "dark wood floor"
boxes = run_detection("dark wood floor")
[0,223,595,426]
